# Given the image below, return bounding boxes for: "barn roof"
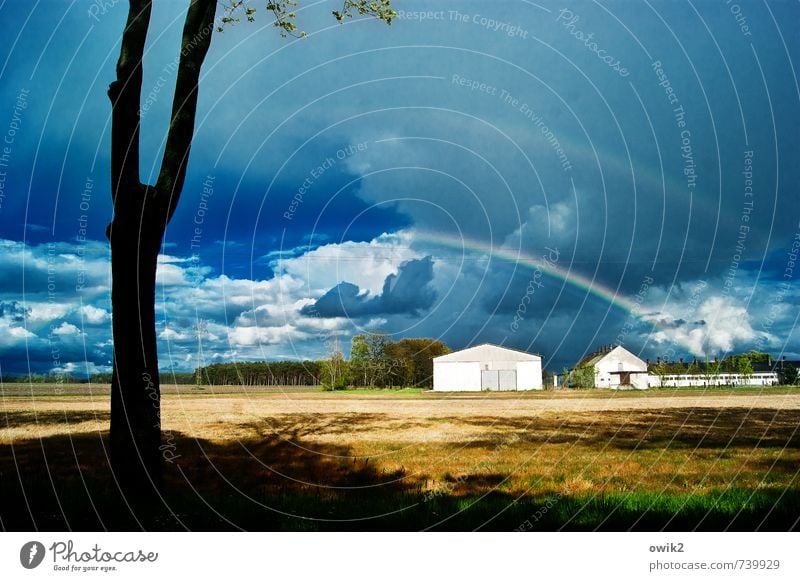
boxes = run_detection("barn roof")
[433,343,541,362]
[575,345,643,368]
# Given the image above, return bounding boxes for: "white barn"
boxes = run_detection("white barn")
[579,345,649,390]
[433,344,542,391]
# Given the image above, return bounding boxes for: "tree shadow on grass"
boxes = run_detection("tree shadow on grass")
[211,412,433,439]
[2,408,798,531]
[451,408,800,450]
[2,409,111,425]
[0,426,420,531]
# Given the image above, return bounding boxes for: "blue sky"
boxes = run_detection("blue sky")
[0,0,798,377]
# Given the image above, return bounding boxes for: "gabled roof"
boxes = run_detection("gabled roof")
[433,343,541,362]
[576,351,606,369]
[575,345,643,368]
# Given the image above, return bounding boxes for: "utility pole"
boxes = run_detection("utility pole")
[195,319,207,386]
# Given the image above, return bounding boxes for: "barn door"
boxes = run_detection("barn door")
[499,370,517,391]
[481,370,499,390]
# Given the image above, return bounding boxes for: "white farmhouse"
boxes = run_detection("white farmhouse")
[576,345,649,390]
[433,343,543,391]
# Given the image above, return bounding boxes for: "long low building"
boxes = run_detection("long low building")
[568,345,795,388]
[651,372,778,387]
[433,343,543,391]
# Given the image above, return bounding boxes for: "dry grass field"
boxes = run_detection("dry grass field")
[2,385,799,531]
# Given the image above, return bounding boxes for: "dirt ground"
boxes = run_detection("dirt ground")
[4,388,800,444]
[2,387,799,530]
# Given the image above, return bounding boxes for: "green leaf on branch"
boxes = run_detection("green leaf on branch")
[220,0,394,36]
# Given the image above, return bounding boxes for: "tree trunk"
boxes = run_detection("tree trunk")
[109,186,167,495]
[107,0,161,497]
[108,0,216,497]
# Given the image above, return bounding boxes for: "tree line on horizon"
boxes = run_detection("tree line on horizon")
[1,334,450,389]
[7,346,796,388]
[166,334,451,389]
[194,334,451,389]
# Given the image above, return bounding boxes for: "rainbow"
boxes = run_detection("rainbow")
[414,229,644,313]
[407,229,695,357]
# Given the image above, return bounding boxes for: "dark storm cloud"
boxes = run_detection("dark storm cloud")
[302,256,436,318]
[0,301,29,323]
[0,0,798,372]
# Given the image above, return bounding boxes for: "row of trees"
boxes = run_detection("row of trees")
[649,352,766,386]
[323,334,451,389]
[349,334,451,388]
[1,372,196,384]
[92,372,198,385]
[564,365,595,388]
[8,348,798,389]
[196,361,323,386]
[177,334,452,389]
[1,333,450,389]
[0,373,84,384]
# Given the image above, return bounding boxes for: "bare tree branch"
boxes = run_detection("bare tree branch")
[156,0,217,222]
[108,0,152,203]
